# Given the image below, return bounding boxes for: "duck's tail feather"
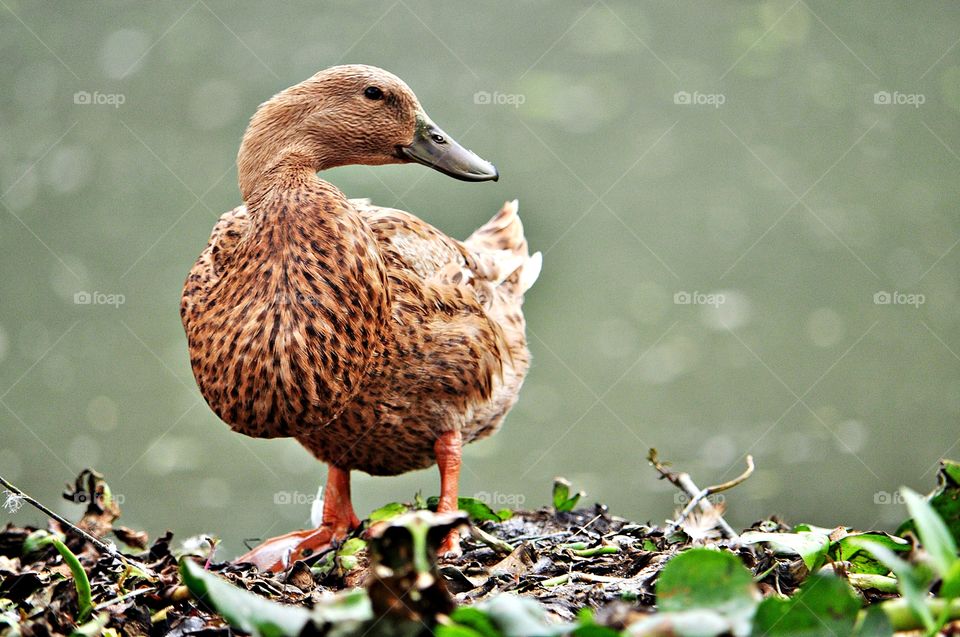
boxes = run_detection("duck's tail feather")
[518,251,542,294]
[466,199,528,256]
[467,200,541,298]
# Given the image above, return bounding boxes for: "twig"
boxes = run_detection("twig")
[567,514,602,542]
[0,474,156,578]
[469,525,514,555]
[509,531,572,544]
[706,456,755,495]
[669,455,754,536]
[647,449,753,539]
[540,571,628,588]
[93,586,156,611]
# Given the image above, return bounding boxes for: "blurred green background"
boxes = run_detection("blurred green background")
[2,1,959,556]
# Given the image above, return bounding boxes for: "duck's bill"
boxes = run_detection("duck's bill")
[397,113,499,182]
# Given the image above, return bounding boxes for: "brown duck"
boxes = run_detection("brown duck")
[181,65,540,572]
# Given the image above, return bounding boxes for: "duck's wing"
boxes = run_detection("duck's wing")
[349,199,468,281]
[180,205,249,330]
[351,197,540,390]
[349,198,540,307]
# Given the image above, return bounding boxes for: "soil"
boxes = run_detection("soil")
[0,469,886,636]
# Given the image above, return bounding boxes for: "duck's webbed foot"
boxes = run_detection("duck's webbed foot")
[235,465,359,572]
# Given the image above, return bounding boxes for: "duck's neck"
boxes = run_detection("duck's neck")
[239,137,333,203]
[239,147,357,257]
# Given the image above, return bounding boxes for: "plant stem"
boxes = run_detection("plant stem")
[878,597,960,631]
[0,474,155,578]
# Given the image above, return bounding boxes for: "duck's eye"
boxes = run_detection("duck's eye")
[431,133,446,144]
[364,86,384,100]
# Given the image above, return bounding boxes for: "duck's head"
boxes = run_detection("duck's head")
[238,64,498,199]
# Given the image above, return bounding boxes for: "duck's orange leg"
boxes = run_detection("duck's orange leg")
[236,465,360,572]
[434,429,463,557]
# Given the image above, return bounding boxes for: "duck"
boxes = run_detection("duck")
[180,64,541,572]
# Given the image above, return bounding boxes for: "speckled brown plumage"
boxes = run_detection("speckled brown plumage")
[180,65,540,478]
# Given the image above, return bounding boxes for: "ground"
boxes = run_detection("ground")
[2,462,960,636]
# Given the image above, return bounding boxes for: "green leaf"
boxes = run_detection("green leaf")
[656,548,758,634]
[877,597,960,633]
[338,537,366,556]
[472,595,570,637]
[792,523,833,534]
[180,558,311,637]
[310,552,335,579]
[571,626,620,637]
[552,478,570,508]
[852,606,894,637]
[22,529,64,555]
[751,574,860,637]
[853,539,935,633]
[571,609,620,637]
[413,491,427,510]
[922,460,960,546]
[902,487,958,578]
[368,502,409,522]
[625,608,746,636]
[552,478,583,513]
[336,538,366,571]
[446,607,502,637]
[308,589,373,625]
[740,531,829,571]
[436,626,490,637]
[942,559,960,599]
[426,496,502,523]
[0,600,21,637]
[832,531,909,575]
